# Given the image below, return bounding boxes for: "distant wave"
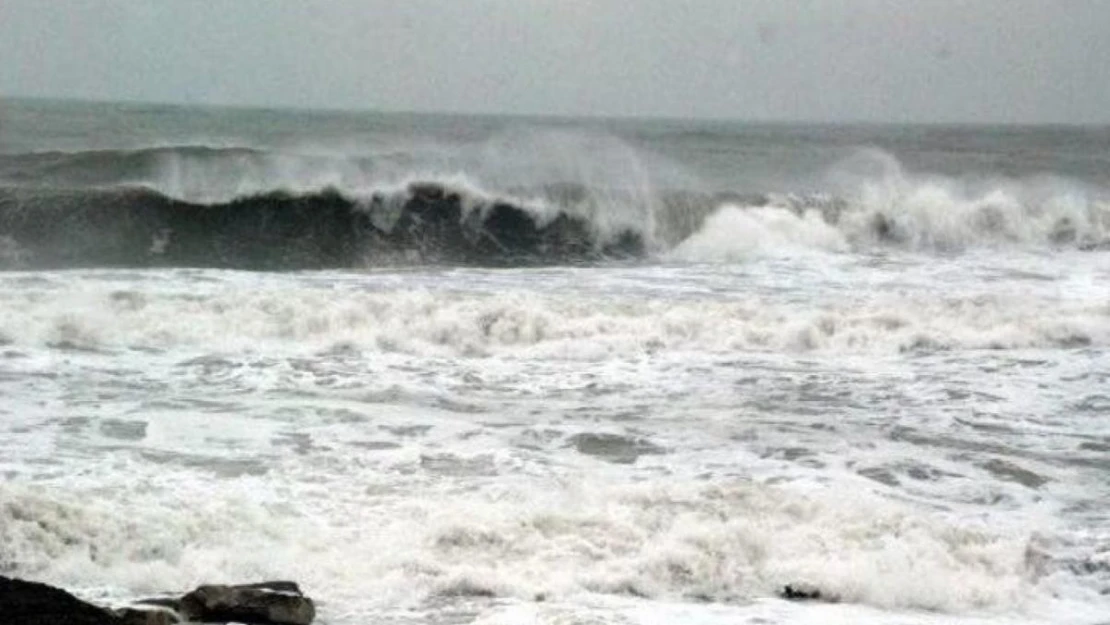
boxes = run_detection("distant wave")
[0,145,1108,269]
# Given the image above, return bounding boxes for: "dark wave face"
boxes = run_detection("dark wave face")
[0,182,646,270]
[2,109,1109,270]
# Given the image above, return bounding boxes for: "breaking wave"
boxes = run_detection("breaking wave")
[0,183,645,269]
[1,281,1105,357]
[0,478,1054,614]
[0,144,1108,269]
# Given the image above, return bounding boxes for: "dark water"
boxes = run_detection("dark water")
[1,98,1107,269]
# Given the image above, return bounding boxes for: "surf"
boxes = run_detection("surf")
[0,140,1108,270]
[0,182,645,270]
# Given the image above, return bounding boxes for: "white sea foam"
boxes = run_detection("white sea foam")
[827,149,1110,250]
[2,263,1107,624]
[0,477,1052,616]
[668,204,850,261]
[663,160,1110,260]
[0,275,1104,357]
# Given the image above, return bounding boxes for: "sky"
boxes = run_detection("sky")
[1,0,1107,124]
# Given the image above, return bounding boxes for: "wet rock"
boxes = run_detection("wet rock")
[110,606,180,625]
[779,583,829,601]
[433,578,498,598]
[179,581,315,625]
[0,576,123,625]
[0,577,314,625]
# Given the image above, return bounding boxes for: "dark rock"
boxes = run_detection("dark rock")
[780,583,828,601]
[0,577,314,625]
[0,576,123,625]
[110,606,180,625]
[179,581,315,625]
[236,581,304,594]
[434,578,498,598]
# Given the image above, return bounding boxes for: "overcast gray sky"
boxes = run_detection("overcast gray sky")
[1,0,1107,123]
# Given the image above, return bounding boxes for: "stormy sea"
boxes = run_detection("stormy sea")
[1,98,1108,625]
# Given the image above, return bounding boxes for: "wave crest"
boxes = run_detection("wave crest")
[0,479,1039,613]
[1,144,1109,269]
[1,282,1103,357]
[0,181,645,269]
[671,151,1110,261]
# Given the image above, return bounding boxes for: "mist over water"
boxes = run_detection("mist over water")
[1,99,1108,625]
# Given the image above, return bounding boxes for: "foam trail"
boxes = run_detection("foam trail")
[0,478,1050,615]
[0,277,1105,356]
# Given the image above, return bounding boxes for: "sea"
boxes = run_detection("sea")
[1,98,1108,625]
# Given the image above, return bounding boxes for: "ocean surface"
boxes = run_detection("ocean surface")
[1,98,1108,625]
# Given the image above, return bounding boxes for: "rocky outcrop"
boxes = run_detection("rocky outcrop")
[779,582,836,602]
[0,577,314,625]
[0,576,123,625]
[109,606,180,625]
[176,581,315,625]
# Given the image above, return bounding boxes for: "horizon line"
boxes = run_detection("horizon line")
[3,93,1108,129]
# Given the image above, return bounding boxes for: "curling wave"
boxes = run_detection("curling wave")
[0,182,645,269]
[1,144,1108,269]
